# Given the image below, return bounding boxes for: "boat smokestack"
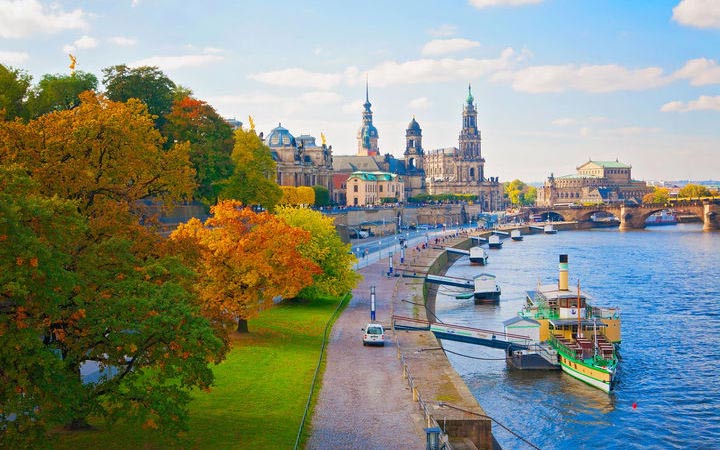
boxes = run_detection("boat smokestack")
[559,254,569,291]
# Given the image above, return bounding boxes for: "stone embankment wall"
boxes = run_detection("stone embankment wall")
[391,234,494,450]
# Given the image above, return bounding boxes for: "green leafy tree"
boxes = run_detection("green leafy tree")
[27,71,98,118]
[503,179,536,206]
[643,187,670,204]
[313,185,330,207]
[0,64,31,120]
[0,93,225,439]
[102,65,176,127]
[162,96,235,202]
[678,183,711,198]
[219,129,282,210]
[276,206,360,298]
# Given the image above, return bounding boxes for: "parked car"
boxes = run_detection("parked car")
[362,323,385,346]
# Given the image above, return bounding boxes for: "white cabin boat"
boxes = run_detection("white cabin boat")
[511,229,523,241]
[544,224,557,234]
[488,235,503,248]
[473,273,501,303]
[469,246,488,265]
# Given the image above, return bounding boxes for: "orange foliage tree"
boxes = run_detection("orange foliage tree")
[0,91,195,219]
[171,200,321,333]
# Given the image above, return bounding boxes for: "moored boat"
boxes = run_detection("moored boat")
[645,209,677,226]
[543,224,557,234]
[511,229,523,241]
[488,235,503,248]
[519,255,621,393]
[469,246,489,265]
[473,273,501,303]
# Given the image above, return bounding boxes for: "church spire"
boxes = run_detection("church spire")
[466,83,474,105]
[364,74,371,110]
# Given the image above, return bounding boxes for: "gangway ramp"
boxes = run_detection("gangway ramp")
[471,236,488,244]
[492,230,510,237]
[426,274,473,289]
[528,226,545,232]
[392,315,532,352]
[445,247,470,256]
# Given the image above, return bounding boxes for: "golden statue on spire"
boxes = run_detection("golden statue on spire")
[69,54,77,75]
[248,115,255,132]
[320,132,327,146]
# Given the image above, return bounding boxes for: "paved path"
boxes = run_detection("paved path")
[306,262,427,450]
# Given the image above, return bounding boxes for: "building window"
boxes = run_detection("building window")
[354,185,358,193]
[379,185,383,193]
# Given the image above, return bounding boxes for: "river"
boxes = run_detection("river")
[435,223,720,450]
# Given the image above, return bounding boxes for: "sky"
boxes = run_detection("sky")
[1,0,719,183]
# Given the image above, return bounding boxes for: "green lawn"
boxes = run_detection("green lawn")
[54,295,346,450]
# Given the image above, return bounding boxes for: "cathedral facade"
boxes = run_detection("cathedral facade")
[339,84,503,210]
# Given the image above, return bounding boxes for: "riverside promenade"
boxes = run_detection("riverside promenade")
[307,235,494,450]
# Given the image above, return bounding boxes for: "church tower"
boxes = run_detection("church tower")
[404,116,423,171]
[357,79,379,156]
[457,84,485,181]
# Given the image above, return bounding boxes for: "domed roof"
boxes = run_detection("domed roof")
[359,123,378,138]
[267,123,296,148]
[407,116,421,132]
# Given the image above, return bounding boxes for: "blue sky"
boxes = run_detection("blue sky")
[1,0,719,182]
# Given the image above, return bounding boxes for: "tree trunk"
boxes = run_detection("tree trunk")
[66,417,92,430]
[237,318,249,333]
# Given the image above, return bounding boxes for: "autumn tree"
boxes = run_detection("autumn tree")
[102,65,176,127]
[678,183,711,199]
[0,93,225,440]
[218,129,282,211]
[0,64,31,120]
[27,71,98,118]
[504,179,537,206]
[0,91,195,219]
[171,200,320,333]
[162,96,235,202]
[643,187,670,204]
[276,206,360,298]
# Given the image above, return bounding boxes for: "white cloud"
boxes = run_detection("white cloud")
[0,0,87,38]
[369,47,518,87]
[672,0,720,30]
[579,127,591,136]
[610,126,662,135]
[297,91,343,105]
[73,35,97,49]
[0,50,29,65]
[249,68,344,89]
[207,93,284,106]
[109,36,137,46]
[673,58,720,86]
[62,44,75,54]
[428,24,457,37]
[469,0,544,9]
[661,95,720,112]
[342,99,364,114]
[409,97,431,110]
[202,46,224,54]
[130,54,224,71]
[422,38,480,56]
[551,118,576,126]
[494,63,671,93]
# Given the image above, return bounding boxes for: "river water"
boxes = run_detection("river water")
[435,224,720,450]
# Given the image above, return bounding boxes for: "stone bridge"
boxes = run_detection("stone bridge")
[528,200,720,231]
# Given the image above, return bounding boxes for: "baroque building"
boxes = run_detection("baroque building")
[421,85,503,211]
[536,160,653,206]
[346,171,404,206]
[264,123,334,197]
[357,81,380,156]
